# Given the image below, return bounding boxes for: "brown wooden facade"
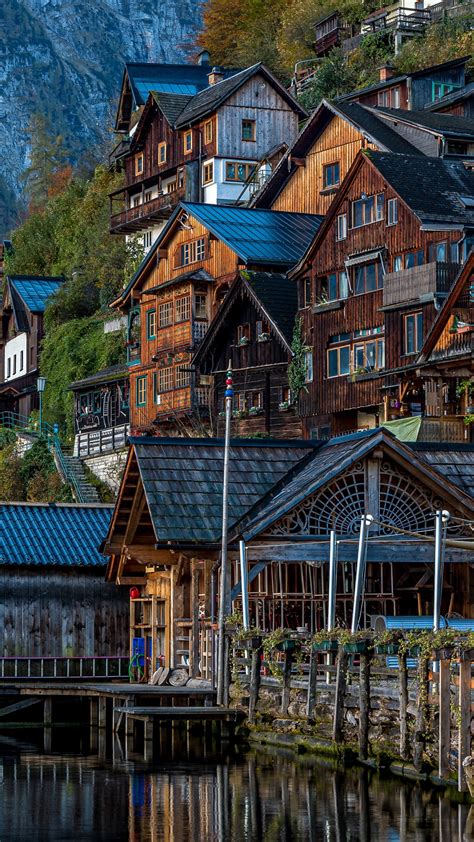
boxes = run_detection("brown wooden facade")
[292,151,465,438]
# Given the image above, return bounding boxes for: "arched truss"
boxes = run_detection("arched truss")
[264,458,472,537]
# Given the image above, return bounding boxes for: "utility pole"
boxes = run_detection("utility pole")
[217,363,233,706]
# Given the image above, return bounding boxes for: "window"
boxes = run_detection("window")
[19,351,24,372]
[7,358,10,377]
[337,213,347,241]
[159,301,173,327]
[237,324,250,344]
[194,294,207,319]
[354,262,383,294]
[132,195,142,208]
[353,338,385,371]
[13,355,16,375]
[203,162,214,184]
[135,154,144,176]
[323,162,340,189]
[432,82,459,102]
[175,366,190,388]
[256,319,269,338]
[143,230,152,250]
[304,277,312,307]
[144,189,152,203]
[166,180,177,194]
[377,90,390,107]
[351,193,384,227]
[157,367,173,393]
[280,385,291,404]
[378,87,400,108]
[429,241,448,262]
[225,161,256,182]
[304,350,313,383]
[204,120,213,144]
[184,130,192,153]
[404,312,423,354]
[136,376,147,406]
[393,250,424,272]
[158,142,167,164]
[147,309,156,339]
[328,345,351,378]
[242,119,256,141]
[319,271,349,302]
[387,198,398,226]
[177,237,206,267]
[175,296,190,322]
[392,86,400,108]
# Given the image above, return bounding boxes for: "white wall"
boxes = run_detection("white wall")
[203,157,256,205]
[4,333,27,381]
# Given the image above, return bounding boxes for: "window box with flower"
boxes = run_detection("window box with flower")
[233,409,248,419]
[248,406,263,416]
[278,400,292,412]
[237,336,250,347]
[256,332,271,343]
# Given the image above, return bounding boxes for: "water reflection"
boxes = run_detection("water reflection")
[0,728,472,841]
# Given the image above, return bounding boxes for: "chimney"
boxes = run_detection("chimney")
[208,66,224,86]
[197,49,210,66]
[379,64,394,82]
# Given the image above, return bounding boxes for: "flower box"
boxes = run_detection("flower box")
[248,407,263,416]
[374,643,399,655]
[257,333,270,343]
[278,403,291,412]
[238,337,250,347]
[344,641,370,655]
[275,638,298,653]
[313,640,339,652]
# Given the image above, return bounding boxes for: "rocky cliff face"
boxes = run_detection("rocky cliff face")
[0,0,203,236]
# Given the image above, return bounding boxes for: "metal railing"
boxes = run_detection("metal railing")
[0,655,129,680]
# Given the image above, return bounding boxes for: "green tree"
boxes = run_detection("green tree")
[0,444,25,500]
[21,112,69,211]
[298,48,356,110]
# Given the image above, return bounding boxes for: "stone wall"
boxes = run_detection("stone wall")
[83,449,127,492]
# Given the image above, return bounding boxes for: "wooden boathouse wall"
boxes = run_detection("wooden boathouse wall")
[0,566,130,657]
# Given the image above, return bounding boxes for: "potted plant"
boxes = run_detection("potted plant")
[257,332,270,343]
[233,409,248,419]
[312,628,342,652]
[372,629,402,655]
[238,336,250,347]
[431,628,458,660]
[278,400,291,412]
[248,406,263,416]
[340,629,372,654]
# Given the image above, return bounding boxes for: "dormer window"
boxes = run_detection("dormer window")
[176,237,206,268]
[135,154,144,176]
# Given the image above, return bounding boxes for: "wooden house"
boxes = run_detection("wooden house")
[428,82,474,118]
[0,503,129,661]
[109,62,306,249]
[341,56,470,111]
[110,202,322,436]
[102,430,474,680]
[289,150,474,439]
[366,107,474,159]
[0,275,64,417]
[69,364,130,458]
[314,13,356,57]
[413,253,474,441]
[193,270,301,438]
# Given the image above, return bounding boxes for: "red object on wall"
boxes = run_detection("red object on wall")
[130,587,140,600]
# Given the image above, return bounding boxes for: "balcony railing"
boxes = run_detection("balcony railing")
[110,186,186,233]
[430,328,473,362]
[362,6,431,33]
[383,261,459,307]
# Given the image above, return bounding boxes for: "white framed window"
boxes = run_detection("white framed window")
[336,213,347,241]
[157,367,173,393]
[203,162,214,184]
[175,366,190,388]
[392,86,400,108]
[177,237,206,267]
[158,301,173,327]
[387,198,398,226]
[143,230,152,249]
[176,296,190,322]
[194,294,207,319]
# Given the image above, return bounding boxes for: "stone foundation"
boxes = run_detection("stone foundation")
[83,449,127,491]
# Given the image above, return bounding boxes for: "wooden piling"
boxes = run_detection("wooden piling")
[413,657,429,771]
[359,654,370,761]
[223,634,231,708]
[90,698,98,727]
[98,695,107,729]
[458,657,471,792]
[438,659,451,780]
[248,647,261,725]
[306,648,318,723]
[43,697,52,727]
[332,649,348,743]
[398,652,409,760]
[281,651,293,716]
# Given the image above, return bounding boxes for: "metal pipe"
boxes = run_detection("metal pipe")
[327,530,337,632]
[433,510,450,632]
[239,540,250,629]
[351,515,373,634]
[217,362,233,706]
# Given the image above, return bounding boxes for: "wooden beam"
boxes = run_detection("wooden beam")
[0,697,42,718]
[245,542,472,564]
[124,545,169,563]
[116,576,145,585]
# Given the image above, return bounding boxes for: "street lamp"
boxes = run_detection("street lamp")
[37,376,46,436]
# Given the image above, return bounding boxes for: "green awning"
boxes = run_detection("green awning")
[382,416,422,442]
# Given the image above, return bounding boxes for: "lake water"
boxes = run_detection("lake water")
[0,727,471,841]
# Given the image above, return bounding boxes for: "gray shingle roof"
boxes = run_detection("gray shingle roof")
[368,151,474,226]
[426,82,474,112]
[68,364,129,392]
[151,91,193,125]
[132,438,318,544]
[335,102,422,154]
[245,271,298,346]
[410,443,474,499]
[373,106,474,139]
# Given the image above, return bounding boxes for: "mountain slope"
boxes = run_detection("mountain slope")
[0,0,204,236]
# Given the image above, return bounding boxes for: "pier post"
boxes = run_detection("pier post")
[438,658,451,779]
[458,657,471,791]
[281,651,293,716]
[248,647,261,725]
[358,654,370,761]
[90,698,98,727]
[398,652,409,760]
[43,697,52,727]
[306,648,318,723]
[98,695,107,729]
[332,649,348,743]
[413,657,429,771]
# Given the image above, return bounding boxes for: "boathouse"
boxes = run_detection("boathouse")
[0,503,129,668]
[103,429,474,680]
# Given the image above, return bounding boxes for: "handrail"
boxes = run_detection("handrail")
[52,434,87,503]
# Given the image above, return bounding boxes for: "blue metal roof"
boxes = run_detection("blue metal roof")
[125,63,240,107]
[0,503,113,567]
[181,203,324,266]
[8,276,64,313]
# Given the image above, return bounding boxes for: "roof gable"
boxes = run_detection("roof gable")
[8,276,64,314]
[0,503,113,567]
[370,106,474,140]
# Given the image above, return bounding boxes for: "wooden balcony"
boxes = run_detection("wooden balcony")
[362,6,431,33]
[383,261,459,308]
[430,327,473,363]
[110,186,186,234]
[419,415,470,443]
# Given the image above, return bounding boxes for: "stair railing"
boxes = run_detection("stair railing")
[51,434,87,503]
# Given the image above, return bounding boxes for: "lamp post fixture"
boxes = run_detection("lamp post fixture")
[37,376,46,436]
